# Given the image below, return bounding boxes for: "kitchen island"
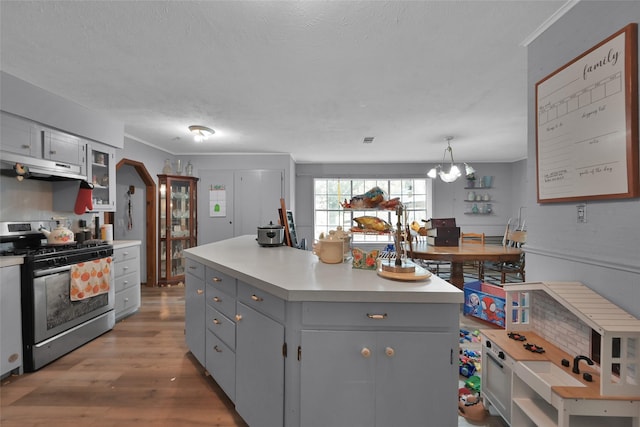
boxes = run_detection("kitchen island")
[184,235,463,427]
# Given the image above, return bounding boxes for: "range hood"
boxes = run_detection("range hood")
[0,151,86,181]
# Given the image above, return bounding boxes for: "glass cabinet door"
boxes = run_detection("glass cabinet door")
[88,142,116,210]
[158,174,198,285]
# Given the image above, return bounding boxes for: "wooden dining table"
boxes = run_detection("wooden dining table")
[407,242,522,289]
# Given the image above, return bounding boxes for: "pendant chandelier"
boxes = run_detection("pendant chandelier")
[427,136,474,183]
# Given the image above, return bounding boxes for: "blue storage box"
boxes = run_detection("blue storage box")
[463,280,507,328]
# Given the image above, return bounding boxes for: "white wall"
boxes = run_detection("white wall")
[525,1,640,317]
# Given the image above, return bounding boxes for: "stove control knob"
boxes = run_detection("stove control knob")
[498,351,505,360]
[485,340,492,348]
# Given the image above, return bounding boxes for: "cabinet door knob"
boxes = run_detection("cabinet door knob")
[366,313,387,320]
[196,289,204,295]
[251,294,264,302]
[21,144,30,149]
[213,318,221,325]
[385,347,395,357]
[213,345,223,353]
[361,348,371,358]
[212,277,222,282]
[235,314,243,322]
[213,296,221,303]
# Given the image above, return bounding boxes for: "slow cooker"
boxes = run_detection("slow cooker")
[257,222,285,247]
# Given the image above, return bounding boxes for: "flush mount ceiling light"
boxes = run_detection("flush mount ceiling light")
[427,136,473,183]
[188,125,215,142]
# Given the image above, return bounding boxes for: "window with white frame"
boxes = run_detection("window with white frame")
[313,178,432,243]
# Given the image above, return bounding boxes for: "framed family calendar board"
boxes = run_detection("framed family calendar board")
[536,23,638,203]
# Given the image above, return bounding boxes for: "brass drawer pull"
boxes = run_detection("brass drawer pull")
[213,296,221,303]
[212,277,222,282]
[366,313,387,320]
[251,294,264,302]
[213,318,221,325]
[196,289,204,295]
[361,347,371,358]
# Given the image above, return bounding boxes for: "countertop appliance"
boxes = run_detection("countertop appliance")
[481,333,514,424]
[0,221,115,371]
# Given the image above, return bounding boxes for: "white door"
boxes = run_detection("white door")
[234,170,283,236]
[197,170,235,244]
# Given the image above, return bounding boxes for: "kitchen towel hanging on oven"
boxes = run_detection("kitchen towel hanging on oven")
[70,257,112,301]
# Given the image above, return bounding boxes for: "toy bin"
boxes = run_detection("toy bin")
[463,280,507,328]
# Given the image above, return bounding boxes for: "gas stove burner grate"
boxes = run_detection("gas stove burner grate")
[523,342,545,353]
[508,332,527,341]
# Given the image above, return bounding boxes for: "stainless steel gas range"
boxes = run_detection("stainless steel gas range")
[0,221,115,371]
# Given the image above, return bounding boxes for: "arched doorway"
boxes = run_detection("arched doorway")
[105,159,157,287]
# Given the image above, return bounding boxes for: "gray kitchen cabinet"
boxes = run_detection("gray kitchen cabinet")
[1,265,23,378]
[185,258,206,366]
[299,301,458,427]
[113,243,141,321]
[52,140,117,213]
[0,111,40,157]
[43,127,86,170]
[204,266,237,400]
[235,294,285,427]
[184,237,462,426]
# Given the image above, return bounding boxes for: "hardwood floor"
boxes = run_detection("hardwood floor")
[1,286,248,427]
[2,286,506,427]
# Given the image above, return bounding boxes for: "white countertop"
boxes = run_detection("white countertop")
[0,256,24,268]
[184,235,463,304]
[112,240,141,249]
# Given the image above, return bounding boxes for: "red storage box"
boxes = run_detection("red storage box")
[463,281,507,328]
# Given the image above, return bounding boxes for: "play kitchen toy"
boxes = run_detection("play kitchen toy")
[39,217,75,244]
[256,221,285,247]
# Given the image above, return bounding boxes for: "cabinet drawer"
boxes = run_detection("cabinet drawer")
[237,281,285,322]
[115,285,140,317]
[114,257,138,278]
[205,267,236,297]
[206,304,236,350]
[113,245,140,263]
[115,270,139,292]
[301,301,458,329]
[185,259,205,280]
[206,282,236,318]
[205,329,236,402]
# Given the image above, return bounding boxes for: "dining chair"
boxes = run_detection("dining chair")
[483,230,527,284]
[460,232,485,280]
[413,232,451,278]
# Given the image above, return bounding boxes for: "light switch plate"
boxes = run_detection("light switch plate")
[577,204,586,223]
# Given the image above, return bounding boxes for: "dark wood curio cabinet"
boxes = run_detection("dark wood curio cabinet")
[158,174,198,285]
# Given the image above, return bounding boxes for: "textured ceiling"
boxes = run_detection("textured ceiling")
[0,1,569,164]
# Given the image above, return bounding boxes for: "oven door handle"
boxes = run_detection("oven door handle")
[487,352,504,370]
[34,265,72,277]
